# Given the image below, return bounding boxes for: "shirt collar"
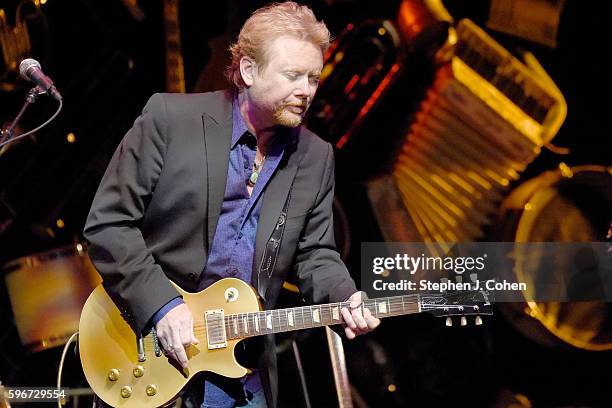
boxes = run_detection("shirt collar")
[231,93,250,149]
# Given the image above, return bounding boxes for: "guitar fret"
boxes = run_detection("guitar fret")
[277,310,284,332]
[254,313,260,334]
[377,298,387,315]
[323,304,332,325]
[331,304,340,321]
[391,297,404,314]
[304,306,312,327]
[283,309,289,331]
[274,310,280,332]
[312,305,321,324]
[287,310,294,327]
[300,307,307,328]
[285,309,289,331]
[302,306,308,328]
[295,307,303,329]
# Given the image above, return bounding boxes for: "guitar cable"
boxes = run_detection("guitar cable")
[56,331,79,408]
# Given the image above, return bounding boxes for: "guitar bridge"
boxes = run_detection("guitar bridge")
[151,327,162,357]
[205,309,227,349]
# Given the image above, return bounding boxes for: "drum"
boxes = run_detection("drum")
[3,243,101,352]
[497,164,612,350]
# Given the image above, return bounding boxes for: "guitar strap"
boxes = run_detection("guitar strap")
[257,187,292,298]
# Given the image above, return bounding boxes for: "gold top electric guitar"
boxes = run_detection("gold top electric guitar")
[79,278,492,407]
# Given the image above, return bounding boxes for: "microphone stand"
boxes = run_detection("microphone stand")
[0,86,47,147]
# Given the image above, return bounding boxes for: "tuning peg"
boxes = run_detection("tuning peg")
[475,315,482,326]
[460,316,467,326]
[446,317,452,326]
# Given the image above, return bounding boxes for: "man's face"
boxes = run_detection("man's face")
[245,36,323,128]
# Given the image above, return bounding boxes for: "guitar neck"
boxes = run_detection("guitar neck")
[224,295,421,340]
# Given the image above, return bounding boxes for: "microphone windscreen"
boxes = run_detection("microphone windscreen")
[19,58,42,80]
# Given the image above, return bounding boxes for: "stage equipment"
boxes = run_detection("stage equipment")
[389,19,567,254]
[3,243,101,352]
[0,3,31,86]
[307,18,404,149]
[497,164,612,350]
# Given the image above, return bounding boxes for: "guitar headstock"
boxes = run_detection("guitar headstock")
[420,288,494,327]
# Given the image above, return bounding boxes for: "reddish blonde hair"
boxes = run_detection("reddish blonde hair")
[226,2,330,89]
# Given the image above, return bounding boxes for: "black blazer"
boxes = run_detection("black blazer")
[83,90,357,407]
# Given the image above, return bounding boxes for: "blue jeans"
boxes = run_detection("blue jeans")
[200,387,267,408]
[200,371,267,408]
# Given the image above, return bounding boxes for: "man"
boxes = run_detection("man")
[84,2,379,407]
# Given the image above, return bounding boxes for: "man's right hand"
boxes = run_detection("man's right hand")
[155,303,199,368]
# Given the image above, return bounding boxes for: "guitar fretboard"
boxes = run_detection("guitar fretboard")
[223,295,421,340]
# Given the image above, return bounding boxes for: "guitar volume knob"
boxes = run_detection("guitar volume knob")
[107,369,120,381]
[146,384,157,396]
[133,365,144,377]
[121,386,132,398]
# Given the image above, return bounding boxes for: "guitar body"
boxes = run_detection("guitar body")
[79,276,492,407]
[79,278,261,408]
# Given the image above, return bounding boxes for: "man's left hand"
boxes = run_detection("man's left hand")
[341,291,381,339]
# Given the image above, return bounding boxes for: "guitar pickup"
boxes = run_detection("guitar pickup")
[205,309,227,349]
[137,335,146,362]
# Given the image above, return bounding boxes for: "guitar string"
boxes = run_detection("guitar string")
[191,300,423,340]
[141,300,464,346]
[141,301,473,350]
[192,297,436,338]
[190,294,423,329]
[142,295,476,343]
[197,302,452,338]
[136,292,484,346]
[192,297,419,331]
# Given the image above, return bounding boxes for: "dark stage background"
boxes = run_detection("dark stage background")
[1,1,611,407]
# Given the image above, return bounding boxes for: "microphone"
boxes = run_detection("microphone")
[19,58,62,101]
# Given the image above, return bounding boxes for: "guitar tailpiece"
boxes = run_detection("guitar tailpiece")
[151,327,162,357]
